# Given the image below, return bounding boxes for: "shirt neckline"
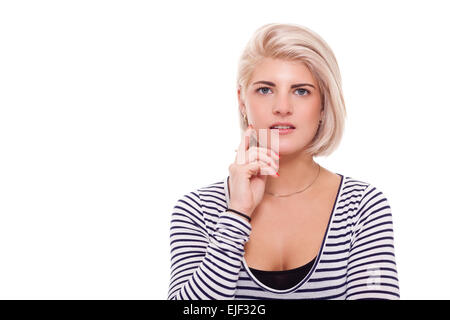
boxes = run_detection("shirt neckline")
[223,172,345,294]
[249,254,316,274]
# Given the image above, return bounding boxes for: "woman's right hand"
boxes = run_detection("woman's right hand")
[228,124,280,218]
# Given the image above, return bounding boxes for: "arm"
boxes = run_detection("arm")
[346,184,400,300]
[167,191,251,300]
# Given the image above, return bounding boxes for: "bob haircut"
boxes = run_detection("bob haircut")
[236,23,346,157]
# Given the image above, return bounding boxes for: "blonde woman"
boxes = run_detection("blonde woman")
[168,23,400,300]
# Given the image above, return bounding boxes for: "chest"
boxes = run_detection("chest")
[243,183,339,271]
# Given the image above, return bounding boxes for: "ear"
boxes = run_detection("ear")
[237,86,246,115]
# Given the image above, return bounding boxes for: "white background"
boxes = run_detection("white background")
[1,0,449,299]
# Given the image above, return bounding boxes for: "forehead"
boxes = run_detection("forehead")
[250,57,317,85]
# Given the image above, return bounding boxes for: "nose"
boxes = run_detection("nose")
[272,93,293,115]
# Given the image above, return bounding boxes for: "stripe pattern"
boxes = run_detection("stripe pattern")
[168,174,400,300]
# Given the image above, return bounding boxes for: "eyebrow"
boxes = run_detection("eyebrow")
[252,80,315,89]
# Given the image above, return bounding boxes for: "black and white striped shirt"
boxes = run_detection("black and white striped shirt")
[168,173,400,299]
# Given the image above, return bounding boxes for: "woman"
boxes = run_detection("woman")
[168,23,400,300]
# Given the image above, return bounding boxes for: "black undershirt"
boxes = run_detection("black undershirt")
[248,256,317,290]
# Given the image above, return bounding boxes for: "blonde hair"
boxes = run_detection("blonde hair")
[236,23,346,157]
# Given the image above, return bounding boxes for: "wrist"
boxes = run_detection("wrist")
[226,208,252,223]
[228,203,253,217]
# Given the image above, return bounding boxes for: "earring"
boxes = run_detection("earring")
[243,114,248,123]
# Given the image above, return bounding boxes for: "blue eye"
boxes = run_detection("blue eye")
[256,87,272,95]
[256,86,310,96]
[295,88,310,96]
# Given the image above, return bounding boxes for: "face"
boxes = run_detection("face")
[238,57,323,155]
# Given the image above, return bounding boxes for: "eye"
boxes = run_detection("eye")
[295,88,310,96]
[256,86,272,95]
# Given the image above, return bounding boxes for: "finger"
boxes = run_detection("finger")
[246,160,278,177]
[254,128,280,160]
[244,125,255,151]
[249,129,259,148]
[235,125,254,164]
[246,129,279,161]
[249,146,280,166]
[259,143,280,162]
[268,147,280,161]
[248,147,279,170]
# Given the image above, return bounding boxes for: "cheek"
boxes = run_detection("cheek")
[298,107,319,125]
[246,100,269,120]
[294,110,321,138]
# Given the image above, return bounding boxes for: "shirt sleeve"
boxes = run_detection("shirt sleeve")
[167,191,251,300]
[346,184,400,299]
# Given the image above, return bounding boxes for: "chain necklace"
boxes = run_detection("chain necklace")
[264,163,321,197]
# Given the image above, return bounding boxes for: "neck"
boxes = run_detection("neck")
[265,151,319,196]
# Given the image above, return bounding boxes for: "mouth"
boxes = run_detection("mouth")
[269,123,296,135]
[269,123,296,130]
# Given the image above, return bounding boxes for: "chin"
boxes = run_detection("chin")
[276,141,309,155]
[276,145,303,155]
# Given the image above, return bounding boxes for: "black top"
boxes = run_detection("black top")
[248,256,316,290]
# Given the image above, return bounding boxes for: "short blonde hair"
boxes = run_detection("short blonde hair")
[236,23,346,157]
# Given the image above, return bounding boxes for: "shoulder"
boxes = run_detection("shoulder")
[340,174,390,201]
[174,177,226,205]
[338,173,393,219]
[172,177,228,221]
[335,175,396,247]
[340,174,370,193]
[340,174,393,224]
[346,175,391,208]
[195,177,228,210]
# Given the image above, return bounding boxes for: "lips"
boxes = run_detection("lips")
[269,122,296,129]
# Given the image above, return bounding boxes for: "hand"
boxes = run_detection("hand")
[228,125,280,218]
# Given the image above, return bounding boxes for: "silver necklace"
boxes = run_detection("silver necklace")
[265,163,321,197]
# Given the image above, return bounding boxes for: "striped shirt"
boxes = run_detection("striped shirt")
[168,173,400,300]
